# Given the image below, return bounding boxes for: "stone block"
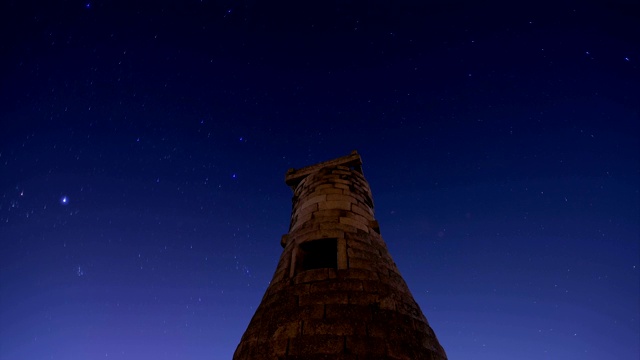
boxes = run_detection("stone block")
[288,335,345,355]
[369,220,381,234]
[326,193,357,203]
[369,231,386,248]
[240,318,263,341]
[291,304,325,320]
[345,192,368,205]
[337,238,347,270]
[250,343,274,359]
[338,268,379,281]
[313,183,338,191]
[386,340,413,360]
[263,291,298,309]
[345,211,370,225]
[271,267,288,283]
[328,222,359,234]
[309,279,363,293]
[375,256,396,272]
[366,322,387,338]
[318,200,352,211]
[299,291,348,306]
[270,339,289,357]
[303,179,331,190]
[347,247,381,262]
[271,320,301,340]
[296,203,318,218]
[379,295,397,310]
[295,269,336,284]
[312,215,341,224]
[314,187,344,195]
[378,250,395,265]
[290,212,312,231]
[351,202,374,219]
[375,266,391,277]
[345,336,387,356]
[312,209,344,218]
[298,194,327,210]
[265,278,287,294]
[348,257,376,271]
[329,178,351,185]
[362,280,393,295]
[291,283,311,295]
[302,318,360,336]
[346,239,374,254]
[291,229,344,245]
[340,216,369,233]
[387,270,410,293]
[397,300,423,320]
[325,304,372,321]
[347,292,380,305]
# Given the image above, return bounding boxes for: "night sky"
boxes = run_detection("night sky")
[1,1,638,359]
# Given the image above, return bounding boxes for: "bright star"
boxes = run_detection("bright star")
[60,196,69,205]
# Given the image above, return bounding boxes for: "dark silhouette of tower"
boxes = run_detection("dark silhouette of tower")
[233,151,447,359]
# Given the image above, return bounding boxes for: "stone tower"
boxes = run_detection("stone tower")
[233,151,447,360]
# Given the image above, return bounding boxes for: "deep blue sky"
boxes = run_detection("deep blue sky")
[1,1,638,359]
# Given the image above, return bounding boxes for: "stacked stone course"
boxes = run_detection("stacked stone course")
[233,151,447,360]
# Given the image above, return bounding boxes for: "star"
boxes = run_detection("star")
[60,196,69,205]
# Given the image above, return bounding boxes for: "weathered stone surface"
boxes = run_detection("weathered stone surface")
[288,335,344,355]
[345,336,387,355]
[233,151,447,360]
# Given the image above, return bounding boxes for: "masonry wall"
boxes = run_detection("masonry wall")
[233,159,447,360]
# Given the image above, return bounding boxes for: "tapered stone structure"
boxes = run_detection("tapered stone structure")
[233,151,447,359]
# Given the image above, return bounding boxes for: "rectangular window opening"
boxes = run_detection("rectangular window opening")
[299,238,337,271]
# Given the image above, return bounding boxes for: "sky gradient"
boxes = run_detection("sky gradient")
[1,1,639,359]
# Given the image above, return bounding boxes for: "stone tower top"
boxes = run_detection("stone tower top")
[233,151,447,360]
[285,150,362,188]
